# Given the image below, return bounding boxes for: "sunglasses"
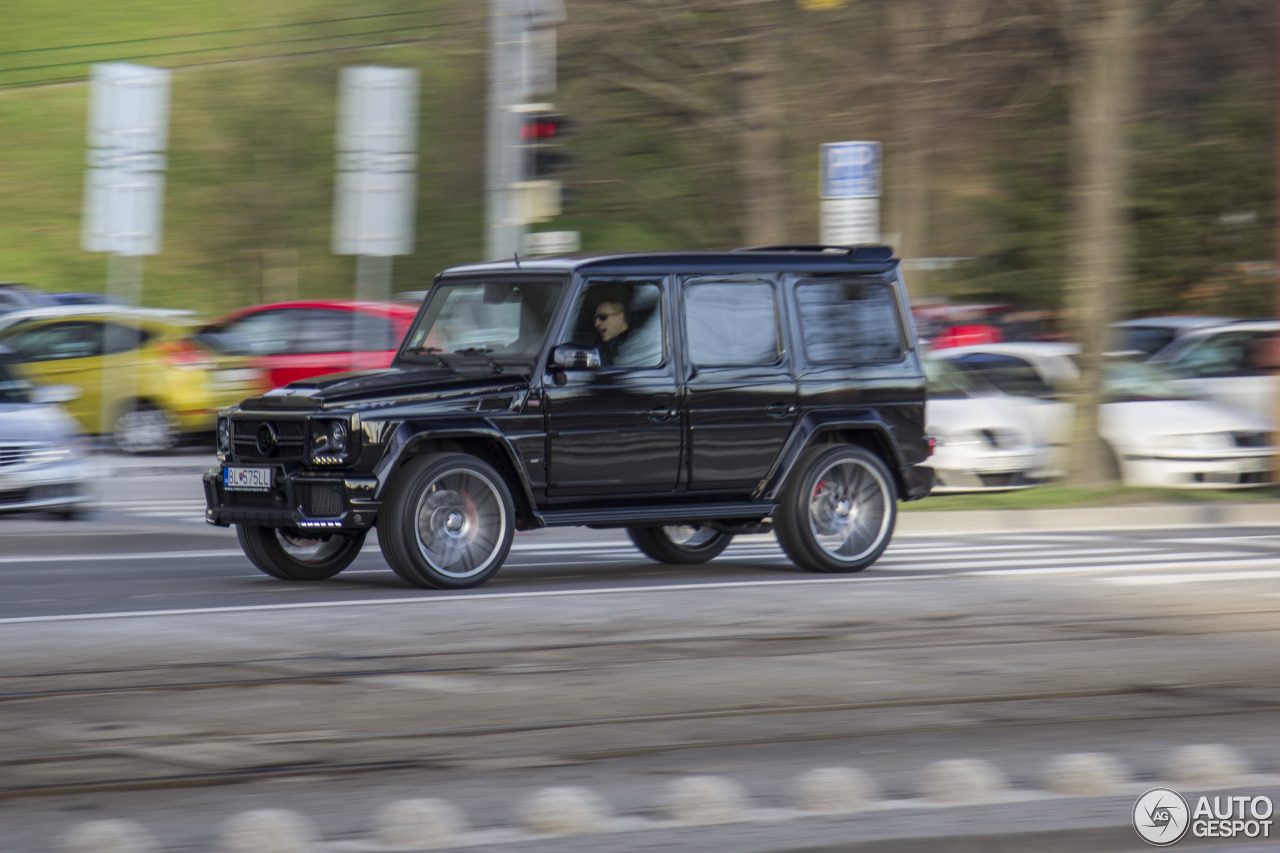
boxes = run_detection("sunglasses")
[594,311,622,322]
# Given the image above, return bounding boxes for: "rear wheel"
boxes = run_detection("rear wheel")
[626,525,734,564]
[236,525,366,580]
[775,445,896,573]
[380,453,515,589]
[113,400,178,454]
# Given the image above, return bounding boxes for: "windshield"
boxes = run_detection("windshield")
[1102,360,1190,402]
[401,278,565,365]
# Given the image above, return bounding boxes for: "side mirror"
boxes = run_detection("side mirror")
[31,384,80,405]
[550,343,601,371]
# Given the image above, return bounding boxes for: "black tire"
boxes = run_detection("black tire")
[626,525,734,564]
[774,444,897,573]
[236,524,366,581]
[380,453,515,589]
[113,400,179,454]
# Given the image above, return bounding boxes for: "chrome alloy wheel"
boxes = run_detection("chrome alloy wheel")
[413,467,509,579]
[807,457,891,563]
[274,530,348,563]
[660,524,722,548]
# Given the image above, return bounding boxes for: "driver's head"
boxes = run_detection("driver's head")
[593,300,628,342]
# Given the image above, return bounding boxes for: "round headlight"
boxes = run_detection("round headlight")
[328,420,348,453]
[217,418,231,453]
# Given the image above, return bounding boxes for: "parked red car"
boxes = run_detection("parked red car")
[194,300,418,394]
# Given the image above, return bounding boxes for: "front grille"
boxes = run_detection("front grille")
[0,487,33,505]
[0,445,33,468]
[231,416,308,462]
[299,483,344,517]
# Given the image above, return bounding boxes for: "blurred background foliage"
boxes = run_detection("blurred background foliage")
[0,0,1273,318]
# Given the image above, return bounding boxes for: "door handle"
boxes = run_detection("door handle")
[649,408,679,423]
[767,404,798,419]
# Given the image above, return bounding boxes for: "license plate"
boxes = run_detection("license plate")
[224,466,271,491]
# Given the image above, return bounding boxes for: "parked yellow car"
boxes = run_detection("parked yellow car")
[0,307,262,452]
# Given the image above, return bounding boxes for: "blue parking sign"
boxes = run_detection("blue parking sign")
[821,141,881,198]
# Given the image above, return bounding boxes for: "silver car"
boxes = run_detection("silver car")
[0,351,96,519]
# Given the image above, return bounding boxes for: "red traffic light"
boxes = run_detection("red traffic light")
[520,113,568,142]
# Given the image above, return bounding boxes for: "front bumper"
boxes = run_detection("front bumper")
[203,465,381,530]
[0,457,97,514]
[901,462,936,502]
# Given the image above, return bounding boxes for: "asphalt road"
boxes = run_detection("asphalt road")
[2,451,1279,853]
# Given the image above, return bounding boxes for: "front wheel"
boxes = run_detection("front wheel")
[775,445,897,573]
[380,453,515,589]
[626,525,734,564]
[113,400,179,454]
[236,525,366,580]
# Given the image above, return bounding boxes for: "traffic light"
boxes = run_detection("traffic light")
[519,108,573,179]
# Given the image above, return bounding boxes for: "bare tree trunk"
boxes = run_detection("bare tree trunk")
[738,0,787,245]
[1063,0,1136,487]
[887,0,932,297]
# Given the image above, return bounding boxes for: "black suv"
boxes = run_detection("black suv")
[203,246,934,588]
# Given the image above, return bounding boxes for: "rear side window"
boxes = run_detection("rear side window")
[684,280,780,367]
[796,280,904,364]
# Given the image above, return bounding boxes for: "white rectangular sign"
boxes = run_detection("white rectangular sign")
[333,66,420,256]
[820,197,879,245]
[82,63,171,256]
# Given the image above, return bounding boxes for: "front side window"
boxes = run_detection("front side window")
[565,279,664,368]
[403,279,564,364]
[1169,331,1270,378]
[796,278,904,364]
[683,280,780,368]
[2,320,103,361]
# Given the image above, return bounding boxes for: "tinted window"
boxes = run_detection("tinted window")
[1168,331,1272,378]
[210,310,301,356]
[796,280,903,364]
[0,362,30,403]
[3,321,104,361]
[684,281,779,367]
[102,321,151,355]
[949,353,1054,398]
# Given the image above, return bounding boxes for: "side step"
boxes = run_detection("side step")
[536,502,777,529]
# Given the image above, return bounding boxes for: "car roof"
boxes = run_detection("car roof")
[0,305,199,334]
[438,245,901,277]
[1112,315,1236,330]
[935,341,1080,359]
[214,300,419,321]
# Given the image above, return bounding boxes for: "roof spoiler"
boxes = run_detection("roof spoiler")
[733,244,896,263]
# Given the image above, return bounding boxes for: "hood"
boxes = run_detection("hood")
[0,403,80,443]
[1102,399,1274,442]
[241,366,532,410]
[927,394,1035,439]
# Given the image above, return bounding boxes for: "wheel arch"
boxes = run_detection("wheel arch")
[382,423,538,527]
[757,413,907,502]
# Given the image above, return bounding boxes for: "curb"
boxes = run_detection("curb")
[54,748,1280,853]
[897,501,1280,534]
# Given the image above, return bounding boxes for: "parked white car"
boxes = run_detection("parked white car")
[922,356,1049,492]
[1148,319,1279,424]
[934,342,1276,489]
[1110,315,1236,360]
[0,348,97,518]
